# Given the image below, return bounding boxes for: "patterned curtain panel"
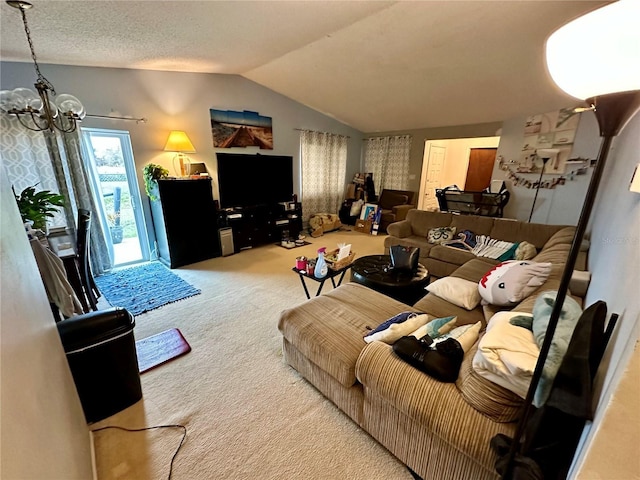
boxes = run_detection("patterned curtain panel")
[364,135,412,193]
[0,116,66,228]
[44,123,112,275]
[300,130,348,221]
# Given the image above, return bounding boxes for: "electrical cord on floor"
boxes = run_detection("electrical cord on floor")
[91,424,187,480]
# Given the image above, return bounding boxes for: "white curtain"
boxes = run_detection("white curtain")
[363,135,412,194]
[300,130,348,221]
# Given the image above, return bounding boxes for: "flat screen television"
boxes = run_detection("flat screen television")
[216,153,294,209]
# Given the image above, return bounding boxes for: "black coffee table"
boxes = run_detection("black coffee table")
[350,254,430,305]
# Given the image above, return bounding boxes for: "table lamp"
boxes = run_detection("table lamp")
[164,130,196,177]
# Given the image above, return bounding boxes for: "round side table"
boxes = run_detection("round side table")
[350,254,429,305]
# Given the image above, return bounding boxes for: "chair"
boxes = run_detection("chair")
[376,189,417,232]
[77,208,99,311]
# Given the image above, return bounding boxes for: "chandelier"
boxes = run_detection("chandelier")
[0,1,85,133]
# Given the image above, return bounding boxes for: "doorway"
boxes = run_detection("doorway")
[465,148,498,191]
[418,136,501,210]
[81,128,149,266]
[418,142,447,210]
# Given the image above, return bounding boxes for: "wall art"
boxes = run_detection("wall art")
[210,109,273,149]
[518,108,582,174]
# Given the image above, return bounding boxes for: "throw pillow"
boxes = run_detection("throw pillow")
[515,241,537,260]
[426,277,482,310]
[409,315,457,340]
[509,290,583,407]
[478,260,552,307]
[427,226,456,245]
[349,199,364,217]
[432,321,482,354]
[364,311,430,344]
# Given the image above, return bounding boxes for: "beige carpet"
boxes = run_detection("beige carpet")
[92,228,413,480]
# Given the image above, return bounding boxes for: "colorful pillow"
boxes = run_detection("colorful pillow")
[409,316,457,340]
[364,311,430,344]
[478,260,552,307]
[432,321,482,353]
[426,277,482,310]
[427,226,456,245]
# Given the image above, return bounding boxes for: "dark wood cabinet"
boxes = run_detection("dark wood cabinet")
[150,178,220,268]
[222,203,302,252]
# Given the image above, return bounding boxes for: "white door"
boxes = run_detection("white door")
[419,142,447,210]
[81,128,150,266]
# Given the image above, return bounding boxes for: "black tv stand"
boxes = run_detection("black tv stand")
[219,202,302,252]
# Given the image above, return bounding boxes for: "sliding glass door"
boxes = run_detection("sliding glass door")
[81,128,149,266]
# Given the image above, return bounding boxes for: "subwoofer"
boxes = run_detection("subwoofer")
[219,228,234,256]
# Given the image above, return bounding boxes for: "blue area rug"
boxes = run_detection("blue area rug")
[95,262,201,316]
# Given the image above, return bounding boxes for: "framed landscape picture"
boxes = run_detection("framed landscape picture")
[210,109,273,149]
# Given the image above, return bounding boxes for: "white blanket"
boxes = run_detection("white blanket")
[472,311,540,398]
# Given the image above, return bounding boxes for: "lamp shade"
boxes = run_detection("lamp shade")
[545,0,640,100]
[164,131,196,153]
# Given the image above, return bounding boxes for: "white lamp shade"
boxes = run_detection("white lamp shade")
[546,0,640,100]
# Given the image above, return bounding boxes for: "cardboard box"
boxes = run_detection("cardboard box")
[354,219,372,234]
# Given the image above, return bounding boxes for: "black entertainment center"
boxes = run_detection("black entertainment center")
[216,152,301,252]
[149,153,301,267]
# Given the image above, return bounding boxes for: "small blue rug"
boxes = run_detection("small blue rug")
[95,262,201,316]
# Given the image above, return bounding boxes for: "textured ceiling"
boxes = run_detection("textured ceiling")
[0,1,610,132]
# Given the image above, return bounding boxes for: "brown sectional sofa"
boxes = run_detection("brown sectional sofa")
[278,216,584,480]
[384,209,585,279]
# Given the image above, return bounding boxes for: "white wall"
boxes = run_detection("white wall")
[573,111,640,478]
[0,174,94,479]
[0,62,364,250]
[492,111,601,224]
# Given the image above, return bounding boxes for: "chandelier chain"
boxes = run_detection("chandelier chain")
[18,3,56,94]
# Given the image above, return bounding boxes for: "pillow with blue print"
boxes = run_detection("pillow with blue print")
[364,311,430,344]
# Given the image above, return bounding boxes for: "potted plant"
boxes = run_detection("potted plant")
[13,184,65,232]
[143,163,169,201]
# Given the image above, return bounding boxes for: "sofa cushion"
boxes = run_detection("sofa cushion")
[426,277,482,310]
[456,341,524,423]
[278,283,418,387]
[429,244,478,267]
[405,210,453,238]
[356,341,516,459]
[541,226,576,250]
[490,219,566,249]
[450,215,495,236]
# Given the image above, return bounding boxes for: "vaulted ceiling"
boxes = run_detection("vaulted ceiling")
[0,1,610,132]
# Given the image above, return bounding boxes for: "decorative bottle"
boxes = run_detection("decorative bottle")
[314,247,328,278]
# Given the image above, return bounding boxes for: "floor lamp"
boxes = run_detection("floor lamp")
[528,156,550,223]
[502,1,640,478]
